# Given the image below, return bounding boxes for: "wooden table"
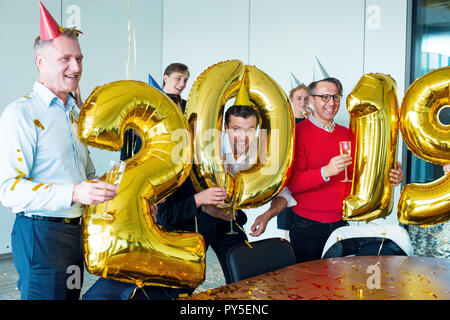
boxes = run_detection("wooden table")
[183,256,450,300]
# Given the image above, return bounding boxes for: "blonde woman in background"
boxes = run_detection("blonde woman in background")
[290,84,313,124]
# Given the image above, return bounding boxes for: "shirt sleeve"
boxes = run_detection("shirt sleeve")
[0,105,74,212]
[321,167,330,182]
[277,186,297,207]
[156,180,201,229]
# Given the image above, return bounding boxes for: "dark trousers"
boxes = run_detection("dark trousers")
[288,210,348,263]
[82,278,194,300]
[198,210,248,284]
[11,214,84,300]
[276,207,292,230]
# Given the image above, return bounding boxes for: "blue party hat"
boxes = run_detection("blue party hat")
[148,73,163,91]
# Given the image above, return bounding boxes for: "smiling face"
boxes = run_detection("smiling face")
[290,87,309,117]
[225,115,258,157]
[309,81,341,126]
[163,71,189,95]
[35,36,83,104]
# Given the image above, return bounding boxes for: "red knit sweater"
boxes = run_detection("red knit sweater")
[286,119,353,223]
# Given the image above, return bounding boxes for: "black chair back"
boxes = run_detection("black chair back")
[226,237,297,283]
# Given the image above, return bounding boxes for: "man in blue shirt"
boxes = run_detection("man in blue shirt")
[0,15,117,299]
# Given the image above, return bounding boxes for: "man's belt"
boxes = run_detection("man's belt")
[17,212,81,225]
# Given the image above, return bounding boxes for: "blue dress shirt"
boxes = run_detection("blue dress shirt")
[0,82,96,218]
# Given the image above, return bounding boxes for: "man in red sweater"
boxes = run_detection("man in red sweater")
[285,77,403,262]
[251,77,403,262]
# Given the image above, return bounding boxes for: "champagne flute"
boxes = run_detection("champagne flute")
[339,141,352,182]
[225,191,238,235]
[214,161,238,235]
[94,159,126,220]
[215,167,230,210]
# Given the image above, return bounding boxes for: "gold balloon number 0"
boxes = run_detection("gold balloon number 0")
[78,80,205,288]
[185,60,295,211]
[344,67,449,226]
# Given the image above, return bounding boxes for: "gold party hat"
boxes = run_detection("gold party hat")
[234,72,251,106]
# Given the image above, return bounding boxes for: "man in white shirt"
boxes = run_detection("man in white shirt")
[0,7,117,299]
[218,105,296,237]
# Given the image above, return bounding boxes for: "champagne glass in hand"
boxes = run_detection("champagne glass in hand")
[226,207,238,235]
[215,161,237,235]
[214,167,229,210]
[94,160,126,220]
[339,141,352,182]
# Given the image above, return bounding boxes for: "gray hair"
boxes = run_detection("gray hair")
[34,27,82,55]
[308,77,343,96]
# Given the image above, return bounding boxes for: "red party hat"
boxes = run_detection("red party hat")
[39,1,62,40]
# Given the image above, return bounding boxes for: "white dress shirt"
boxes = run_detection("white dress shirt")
[0,82,95,218]
[222,133,296,207]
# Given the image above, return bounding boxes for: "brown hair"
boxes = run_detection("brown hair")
[163,63,189,77]
[162,63,190,87]
[225,105,259,125]
[289,84,309,99]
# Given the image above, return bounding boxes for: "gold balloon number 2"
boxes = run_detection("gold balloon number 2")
[344,66,449,226]
[78,80,205,288]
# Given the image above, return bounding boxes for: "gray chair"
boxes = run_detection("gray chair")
[226,237,297,283]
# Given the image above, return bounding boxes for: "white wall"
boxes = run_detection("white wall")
[356,0,408,226]
[162,0,250,101]
[0,0,54,255]
[0,0,409,253]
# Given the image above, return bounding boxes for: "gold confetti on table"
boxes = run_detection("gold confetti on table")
[180,256,450,300]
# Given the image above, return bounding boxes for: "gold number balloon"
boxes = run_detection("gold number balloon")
[398,66,450,226]
[78,80,206,288]
[343,73,399,222]
[185,60,294,211]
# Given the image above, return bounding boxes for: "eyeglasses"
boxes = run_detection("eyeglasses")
[311,94,342,102]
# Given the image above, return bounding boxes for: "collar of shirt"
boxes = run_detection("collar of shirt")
[222,133,258,176]
[221,132,297,207]
[33,81,76,112]
[308,113,336,132]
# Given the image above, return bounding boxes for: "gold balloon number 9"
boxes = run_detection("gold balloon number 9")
[78,80,205,288]
[343,67,449,226]
[398,66,450,226]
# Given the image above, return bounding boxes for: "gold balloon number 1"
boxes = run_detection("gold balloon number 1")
[344,66,449,226]
[344,73,399,222]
